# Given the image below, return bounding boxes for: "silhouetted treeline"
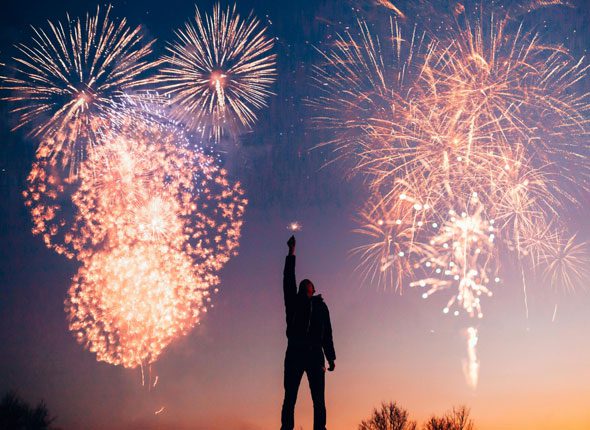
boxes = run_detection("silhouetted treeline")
[0,391,58,430]
[359,402,475,430]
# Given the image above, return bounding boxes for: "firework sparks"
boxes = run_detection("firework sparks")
[424,14,590,204]
[155,3,276,141]
[1,5,158,176]
[6,3,252,370]
[313,10,589,294]
[310,17,431,180]
[23,157,78,259]
[352,193,431,291]
[67,121,244,366]
[24,109,248,262]
[24,113,247,367]
[410,195,498,319]
[313,4,589,388]
[375,0,406,19]
[66,243,210,368]
[539,233,589,294]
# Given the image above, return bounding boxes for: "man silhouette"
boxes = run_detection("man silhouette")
[281,235,336,430]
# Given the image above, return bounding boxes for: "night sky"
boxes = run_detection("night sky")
[1,1,589,429]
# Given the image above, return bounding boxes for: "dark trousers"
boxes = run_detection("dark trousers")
[280,345,326,430]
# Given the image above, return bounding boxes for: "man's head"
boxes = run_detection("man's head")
[298,279,315,298]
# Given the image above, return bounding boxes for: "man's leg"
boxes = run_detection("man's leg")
[307,364,326,430]
[281,349,304,430]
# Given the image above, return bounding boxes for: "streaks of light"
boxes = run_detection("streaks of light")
[155,3,276,141]
[1,5,157,176]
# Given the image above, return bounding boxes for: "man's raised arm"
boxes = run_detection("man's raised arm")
[283,236,297,317]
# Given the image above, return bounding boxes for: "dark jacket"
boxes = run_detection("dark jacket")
[283,255,336,362]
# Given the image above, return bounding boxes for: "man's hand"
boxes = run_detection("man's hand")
[327,360,335,372]
[287,235,296,256]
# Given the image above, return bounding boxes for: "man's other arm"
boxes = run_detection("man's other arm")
[323,306,336,371]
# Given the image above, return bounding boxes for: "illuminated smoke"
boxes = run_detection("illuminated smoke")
[462,327,480,389]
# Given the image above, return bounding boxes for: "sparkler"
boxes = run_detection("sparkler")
[287,221,302,232]
[156,3,276,141]
[1,5,158,177]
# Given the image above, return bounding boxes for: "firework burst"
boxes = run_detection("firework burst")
[2,0,260,372]
[20,103,248,368]
[1,5,158,176]
[352,192,432,291]
[538,233,589,294]
[314,4,589,388]
[156,3,276,141]
[313,10,589,293]
[59,117,246,367]
[424,13,590,202]
[25,114,247,267]
[66,242,210,368]
[310,18,431,176]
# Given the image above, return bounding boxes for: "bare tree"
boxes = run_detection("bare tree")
[423,406,474,430]
[359,401,417,430]
[0,391,58,430]
[423,416,450,430]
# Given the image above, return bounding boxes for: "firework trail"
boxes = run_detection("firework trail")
[1,5,158,177]
[374,0,406,19]
[462,327,479,389]
[155,3,276,141]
